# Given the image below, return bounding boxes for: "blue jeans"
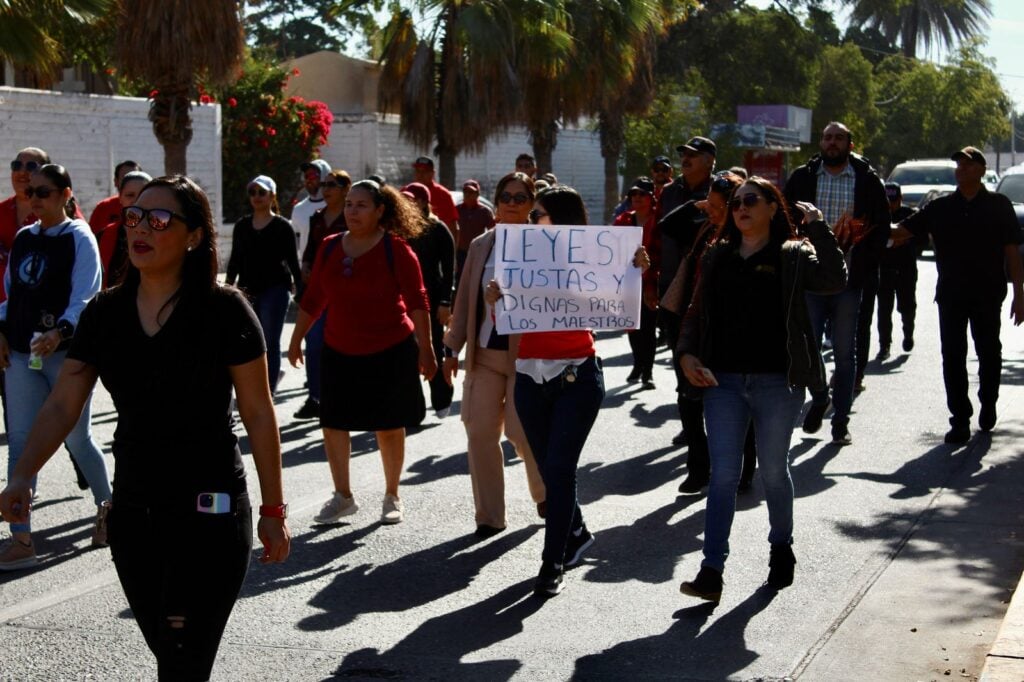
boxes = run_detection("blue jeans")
[6,350,112,533]
[806,288,862,428]
[251,285,291,394]
[701,372,805,572]
[305,314,326,401]
[514,357,605,565]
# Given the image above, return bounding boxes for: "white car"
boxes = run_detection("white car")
[887,159,957,208]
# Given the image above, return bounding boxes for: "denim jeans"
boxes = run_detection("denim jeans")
[514,357,605,565]
[6,350,112,533]
[806,288,862,428]
[701,372,805,572]
[305,314,326,401]
[251,284,291,394]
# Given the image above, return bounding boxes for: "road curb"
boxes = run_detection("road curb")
[981,569,1024,681]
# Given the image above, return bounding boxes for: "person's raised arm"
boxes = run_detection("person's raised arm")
[0,360,99,523]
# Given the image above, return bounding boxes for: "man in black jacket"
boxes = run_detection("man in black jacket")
[783,122,890,445]
[656,136,716,454]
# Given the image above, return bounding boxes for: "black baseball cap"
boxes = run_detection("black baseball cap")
[651,155,672,169]
[627,177,656,195]
[676,136,717,156]
[951,146,986,167]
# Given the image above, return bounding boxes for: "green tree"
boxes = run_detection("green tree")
[867,41,1009,168]
[115,0,245,175]
[245,0,384,60]
[378,1,570,187]
[212,53,333,222]
[811,43,881,152]
[621,78,709,181]
[0,0,111,75]
[847,0,991,60]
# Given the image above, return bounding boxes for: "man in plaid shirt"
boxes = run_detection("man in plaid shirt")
[783,122,890,445]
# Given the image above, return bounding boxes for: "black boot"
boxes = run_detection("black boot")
[680,565,723,602]
[766,543,796,590]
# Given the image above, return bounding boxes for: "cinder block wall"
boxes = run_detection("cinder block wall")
[0,87,222,229]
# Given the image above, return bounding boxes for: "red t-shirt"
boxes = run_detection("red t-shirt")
[300,233,430,355]
[518,330,595,359]
[428,181,459,229]
[89,195,122,235]
[0,196,37,303]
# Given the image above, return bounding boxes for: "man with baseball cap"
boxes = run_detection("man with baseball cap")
[876,181,925,361]
[292,159,332,262]
[412,156,460,244]
[892,146,1024,444]
[455,179,495,279]
[650,155,673,201]
[655,136,716,447]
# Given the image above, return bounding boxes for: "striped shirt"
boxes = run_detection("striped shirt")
[815,162,856,227]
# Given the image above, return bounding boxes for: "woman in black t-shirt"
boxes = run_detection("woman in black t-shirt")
[225,174,301,394]
[0,175,291,680]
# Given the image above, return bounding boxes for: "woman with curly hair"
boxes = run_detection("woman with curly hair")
[288,179,436,525]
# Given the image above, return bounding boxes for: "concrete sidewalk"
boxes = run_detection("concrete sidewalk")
[982,569,1024,680]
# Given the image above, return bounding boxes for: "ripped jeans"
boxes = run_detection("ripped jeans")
[108,494,252,681]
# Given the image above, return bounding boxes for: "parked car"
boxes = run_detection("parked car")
[995,167,1024,268]
[887,159,957,207]
[983,169,1000,191]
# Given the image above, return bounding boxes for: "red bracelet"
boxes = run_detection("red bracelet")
[259,504,288,519]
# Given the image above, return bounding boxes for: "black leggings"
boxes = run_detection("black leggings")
[108,497,253,681]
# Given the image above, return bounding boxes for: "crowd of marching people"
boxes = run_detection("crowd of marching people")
[0,120,1021,677]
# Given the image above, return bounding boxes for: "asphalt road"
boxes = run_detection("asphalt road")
[1,258,1022,681]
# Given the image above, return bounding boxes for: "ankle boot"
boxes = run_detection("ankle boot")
[767,543,796,589]
[680,565,723,602]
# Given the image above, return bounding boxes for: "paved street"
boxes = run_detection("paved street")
[1,257,1023,681]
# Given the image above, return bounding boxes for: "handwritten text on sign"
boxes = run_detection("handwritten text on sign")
[493,223,643,334]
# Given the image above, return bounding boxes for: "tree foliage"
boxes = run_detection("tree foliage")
[848,0,992,59]
[0,0,111,74]
[244,0,384,60]
[210,53,334,222]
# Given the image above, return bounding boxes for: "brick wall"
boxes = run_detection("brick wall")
[0,86,222,227]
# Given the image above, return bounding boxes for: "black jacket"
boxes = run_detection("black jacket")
[679,221,847,392]
[783,153,890,289]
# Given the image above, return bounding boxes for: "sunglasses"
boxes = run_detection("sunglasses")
[10,160,41,173]
[728,193,767,211]
[122,205,189,231]
[528,209,548,224]
[498,191,530,205]
[322,180,348,189]
[248,187,269,197]
[25,185,59,199]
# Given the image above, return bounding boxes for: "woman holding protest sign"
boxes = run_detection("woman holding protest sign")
[485,184,650,597]
[442,171,546,538]
[676,176,845,601]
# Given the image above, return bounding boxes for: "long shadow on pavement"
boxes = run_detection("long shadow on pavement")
[572,588,777,680]
[326,578,543,680]
[288,526,540,632]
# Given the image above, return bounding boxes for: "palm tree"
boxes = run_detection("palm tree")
[114,0,244,175]
[0,0,112,74]
[848,0,991,60]
[520,0,675,216]
[378,1,571,187]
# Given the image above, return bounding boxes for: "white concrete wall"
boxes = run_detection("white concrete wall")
[0,86,222,226]
[318,116,613,222]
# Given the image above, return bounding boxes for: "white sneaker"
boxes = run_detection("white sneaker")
[381,494,404,524]
[313,492,358,524]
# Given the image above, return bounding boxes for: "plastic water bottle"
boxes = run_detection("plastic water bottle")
[28,332,43,370]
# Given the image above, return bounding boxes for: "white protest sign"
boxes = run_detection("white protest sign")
[493,223,643,334]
